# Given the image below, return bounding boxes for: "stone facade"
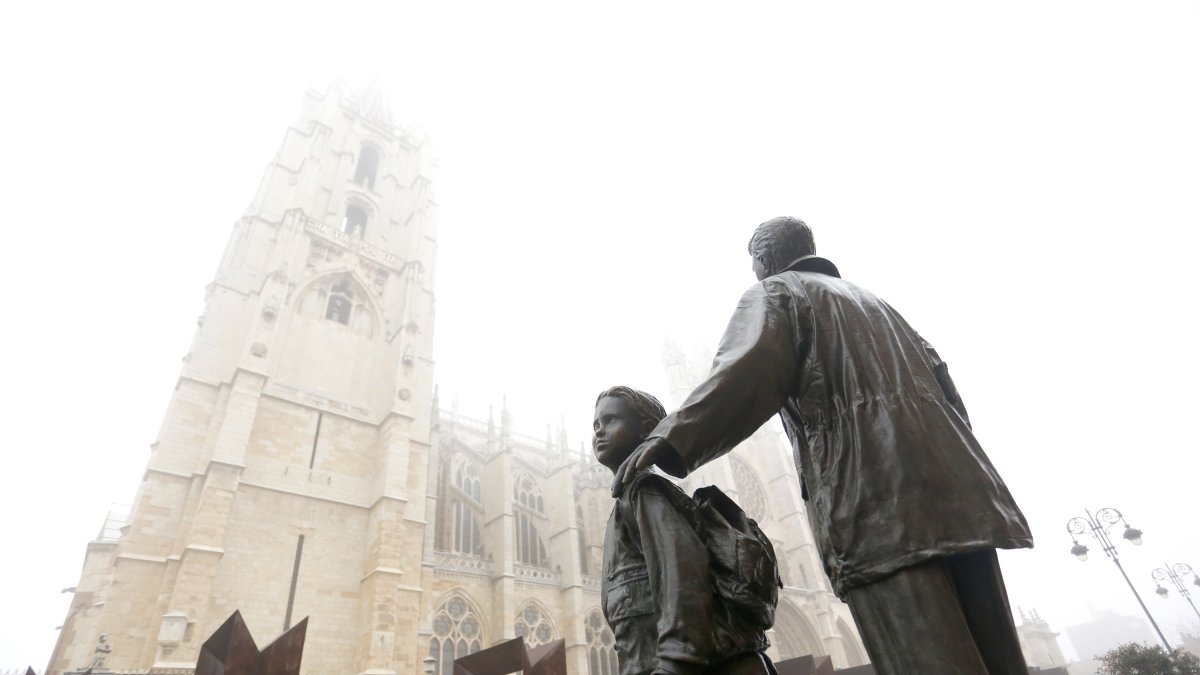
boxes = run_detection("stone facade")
[47,85,866,675]
[48,83,438,675]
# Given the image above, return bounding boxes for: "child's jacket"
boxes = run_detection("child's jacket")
[602,471,769,675]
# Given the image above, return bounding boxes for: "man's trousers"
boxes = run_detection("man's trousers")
[843,549,1029,675]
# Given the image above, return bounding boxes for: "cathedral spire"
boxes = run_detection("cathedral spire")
[345,79,394,129]
[501,394,512,442]
[486,405,496,453]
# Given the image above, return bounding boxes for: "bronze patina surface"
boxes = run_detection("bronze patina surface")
[615,217,1032,675]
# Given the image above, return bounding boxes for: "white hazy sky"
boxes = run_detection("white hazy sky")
[2,0,1198,669]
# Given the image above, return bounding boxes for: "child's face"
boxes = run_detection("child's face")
[593,396,649,472]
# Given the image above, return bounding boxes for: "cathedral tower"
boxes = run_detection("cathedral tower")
[48,83,439,675]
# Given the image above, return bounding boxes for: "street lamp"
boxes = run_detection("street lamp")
[1151,563,1200,621]
[1066,507,1171,650]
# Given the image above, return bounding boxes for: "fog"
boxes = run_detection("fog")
[2,0,1198,669]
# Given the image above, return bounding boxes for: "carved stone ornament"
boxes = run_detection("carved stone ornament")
[357,259,389,295]
[250,343,268,358]
[90,633,112,669]
[307,240,344,268]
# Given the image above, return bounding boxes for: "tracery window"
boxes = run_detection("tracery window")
[324,278,354,325]
[353,144,380,190]
[730,457,768,521]
[428,595,483,675]
[514,474,545,513]
[513,603,556,647]
[515,513,549,566]
[585,610,618,675]
[513,473,549,566]
[296,275,374,338]
[452,463,483,556]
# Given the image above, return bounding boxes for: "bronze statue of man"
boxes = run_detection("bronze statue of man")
[615,217,1033,675]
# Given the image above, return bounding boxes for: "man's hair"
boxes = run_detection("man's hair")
[747,216,816,276]
[595,386,667,428]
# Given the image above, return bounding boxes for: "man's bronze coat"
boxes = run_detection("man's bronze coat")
[650,256,1032,596]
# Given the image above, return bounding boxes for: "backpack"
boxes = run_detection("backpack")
[692,485,783,631]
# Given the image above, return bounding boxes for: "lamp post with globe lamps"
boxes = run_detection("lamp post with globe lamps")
[1152,562,1200,622]
[1066,507,1171,649]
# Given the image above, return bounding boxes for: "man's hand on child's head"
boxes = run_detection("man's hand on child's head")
[611,437,672,497]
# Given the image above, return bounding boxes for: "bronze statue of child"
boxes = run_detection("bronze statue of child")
[594,386,777,675]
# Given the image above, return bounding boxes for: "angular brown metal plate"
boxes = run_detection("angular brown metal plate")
[452,637,565,675]
[194,611,307,675]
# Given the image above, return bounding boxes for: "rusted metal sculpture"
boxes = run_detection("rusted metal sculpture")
[452,637,566,675]
[194,610,307,675]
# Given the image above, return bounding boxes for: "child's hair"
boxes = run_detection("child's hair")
[595,386,667,428]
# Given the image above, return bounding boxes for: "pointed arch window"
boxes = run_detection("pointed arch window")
[343,204,369,237]
[515,513,549,566]
[458,463,482,502]
[514,603,556,647]
[353,144,381,190]
[297,275,374,338]
[428,595,483,675]
[515,474,545,514]
[585,610,618,675]
[324,278,354,325]
[513,473,549,566]
[451,463,483,556]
